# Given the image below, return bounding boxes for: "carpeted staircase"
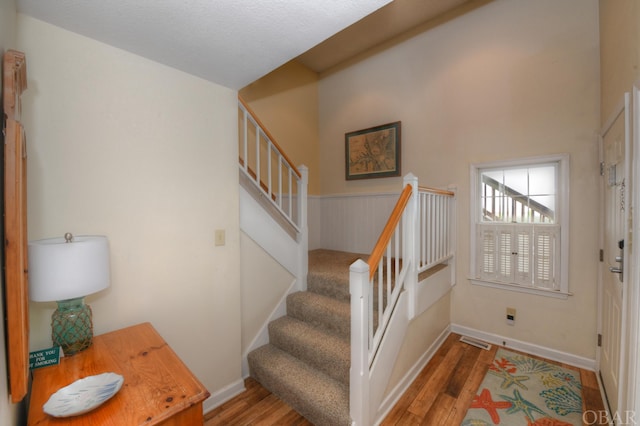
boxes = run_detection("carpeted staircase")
[248,249,366,426]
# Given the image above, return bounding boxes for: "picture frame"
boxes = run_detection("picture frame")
[345,121,401,180]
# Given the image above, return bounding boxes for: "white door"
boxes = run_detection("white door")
[600,93,630,418]
[631,82,640,421]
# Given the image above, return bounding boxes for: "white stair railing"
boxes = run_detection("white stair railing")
[418,186,456,273]
[350,174,455,425]
[237,96,308,295]
[238,96,304,233]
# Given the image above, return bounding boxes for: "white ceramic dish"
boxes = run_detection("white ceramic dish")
[43,372,124,418]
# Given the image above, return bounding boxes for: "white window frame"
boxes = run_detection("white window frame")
[469,154,570,299]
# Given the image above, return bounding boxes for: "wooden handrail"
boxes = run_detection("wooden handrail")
[367,184,413,280]
[418,185,455,197]
[238,95,301,178]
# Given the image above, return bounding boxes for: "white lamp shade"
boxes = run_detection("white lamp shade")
[28,235,110,302]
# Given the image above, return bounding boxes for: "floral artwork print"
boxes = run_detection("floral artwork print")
[348,129,396,173]
[345,121,400,180]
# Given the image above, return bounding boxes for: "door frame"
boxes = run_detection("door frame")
[628,80,640,417]
[598,91,631,419]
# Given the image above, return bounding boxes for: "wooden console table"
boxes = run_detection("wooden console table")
[28,322,210,425]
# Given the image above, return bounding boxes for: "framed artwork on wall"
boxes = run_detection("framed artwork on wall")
[345,121,401,180]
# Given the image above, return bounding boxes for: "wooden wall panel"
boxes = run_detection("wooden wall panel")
[3,49,29,403]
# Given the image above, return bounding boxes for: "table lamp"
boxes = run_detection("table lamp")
[28,233,110,355]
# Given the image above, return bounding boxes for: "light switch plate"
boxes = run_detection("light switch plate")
[215,229,225,246]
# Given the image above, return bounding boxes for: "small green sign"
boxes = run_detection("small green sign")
[29,347,61,370]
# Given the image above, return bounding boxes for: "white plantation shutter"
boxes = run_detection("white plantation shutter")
[497,229,512,281]
[478,226,496,281]
[515,226,532,285]
[477,225,513,281]
[534,226,559,290]
[476,224,559,289]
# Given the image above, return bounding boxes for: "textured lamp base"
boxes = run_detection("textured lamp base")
[51,297,94,355]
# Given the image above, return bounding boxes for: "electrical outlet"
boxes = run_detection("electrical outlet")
[214,229,226,246]
[506,307,516,325]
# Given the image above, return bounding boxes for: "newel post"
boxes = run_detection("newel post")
[298,165,309,291]
[403,173,419,319]
[350,259,370,426]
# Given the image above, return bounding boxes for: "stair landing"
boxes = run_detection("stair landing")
[307,249,368,302]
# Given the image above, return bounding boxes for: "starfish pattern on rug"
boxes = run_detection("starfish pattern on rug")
[490,367,530,390]
[490,357,517,374]
[462,349,584,425]
[469,388,512,424]
[501,389,548,421]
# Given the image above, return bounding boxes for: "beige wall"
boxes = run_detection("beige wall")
[17,15,242,402]
[240,232,293,352]
[599,0,640,123]
[239,61,320,195]
[318,0,600,358]
[0,0,22,423]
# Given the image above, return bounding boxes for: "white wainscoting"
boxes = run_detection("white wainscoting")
[308,196,323,250]
[308,192,401,254]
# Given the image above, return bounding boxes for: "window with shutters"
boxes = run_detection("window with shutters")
[470,155,570,298]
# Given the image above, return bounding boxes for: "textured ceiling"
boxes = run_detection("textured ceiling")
[16,0,476,89]
[16,0,393,90]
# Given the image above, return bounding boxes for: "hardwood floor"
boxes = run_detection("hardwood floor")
[204,377,313,426]
[204,333,607,425]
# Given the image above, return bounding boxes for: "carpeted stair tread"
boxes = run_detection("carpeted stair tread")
[248,344,350,426]
[287,291,350,340]
[308,249,368,302]
[247,249,362,425]
[269,316,350,384]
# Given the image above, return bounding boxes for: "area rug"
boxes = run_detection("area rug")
[462,348,583,425]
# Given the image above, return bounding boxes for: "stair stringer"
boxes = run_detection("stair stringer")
[240,185,303,279]
[367,291,410,424]
[365,264,454,425]
[240,184,309,377]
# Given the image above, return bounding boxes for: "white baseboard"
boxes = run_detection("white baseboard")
[373,325,451,425]
[450,323,597,371]
[202,378,246,415]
